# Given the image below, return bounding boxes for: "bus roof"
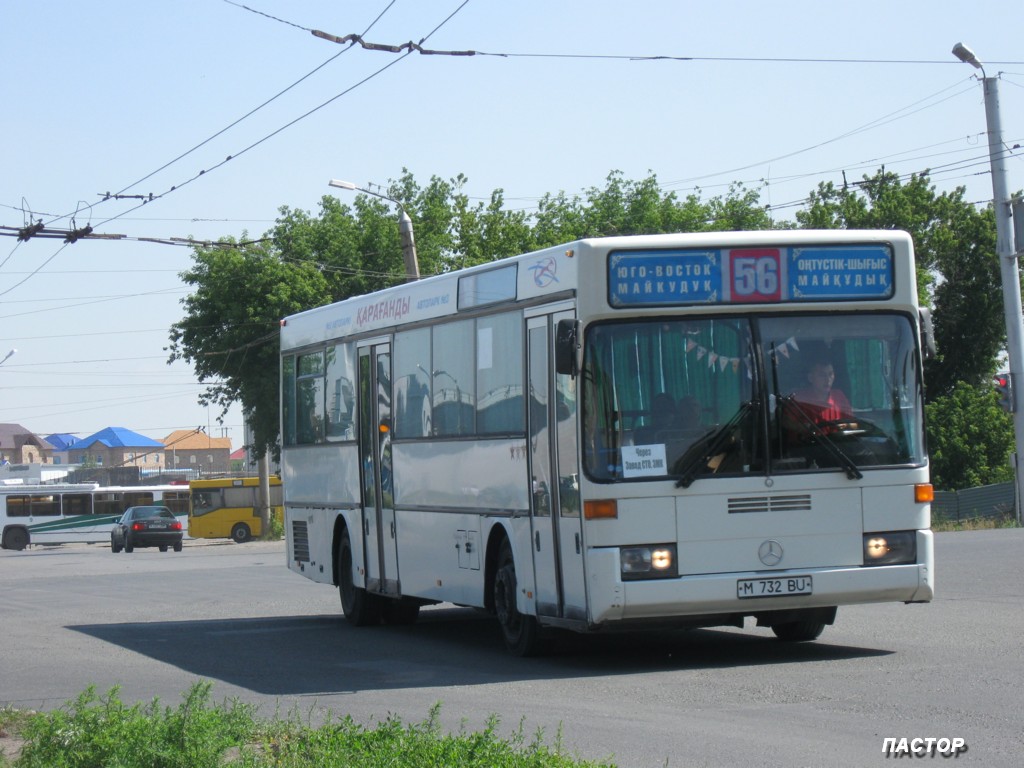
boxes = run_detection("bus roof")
[189,477,282,489]
[280,229,914,351]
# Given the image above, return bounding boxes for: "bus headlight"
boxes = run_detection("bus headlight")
[620,544,678,580]
[863,532,916,566]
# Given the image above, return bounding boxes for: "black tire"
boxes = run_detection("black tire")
[493,538,541,656]
[124,537,134,554]
[337,529,381,626]
[159,545,168,552]
[173,541,183,552]
[231,523,252,544]
[111,537,122,554]
[772,620,826,642]
[382,598,420,626]
[3,528,29,551]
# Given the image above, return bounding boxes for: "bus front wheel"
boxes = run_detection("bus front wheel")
[771,619,826,642]
[494,539,541,656]
[338,530,381,626]
[231,523,252,544]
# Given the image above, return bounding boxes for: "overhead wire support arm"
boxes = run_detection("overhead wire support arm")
[310,29,477,57]
[16,221,44,241]
[0,225,125,242]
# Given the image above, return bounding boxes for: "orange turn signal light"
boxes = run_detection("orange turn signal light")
[914,483,934,503]
[584,499,618,520]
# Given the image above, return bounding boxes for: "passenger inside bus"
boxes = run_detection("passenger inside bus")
[633,392,678,445]
[783,357,856,440]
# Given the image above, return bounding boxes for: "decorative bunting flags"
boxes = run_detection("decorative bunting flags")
[683,336,801,375]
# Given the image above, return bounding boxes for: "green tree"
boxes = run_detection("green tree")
[798,169,1003,400]
[925,384,1014,490]
[167,237,332,458]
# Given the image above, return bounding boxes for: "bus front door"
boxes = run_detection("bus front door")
[358,343,400,597]
[526,311,586,623]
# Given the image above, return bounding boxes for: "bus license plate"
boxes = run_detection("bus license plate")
[737,575,812,599]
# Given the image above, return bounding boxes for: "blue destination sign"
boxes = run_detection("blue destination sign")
[608,244,894,307]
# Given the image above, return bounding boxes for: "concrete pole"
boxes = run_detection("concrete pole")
[258,452,271,536]
[398,208,420,282]
[980,75,1024,523]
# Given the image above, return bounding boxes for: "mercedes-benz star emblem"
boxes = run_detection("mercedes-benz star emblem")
[758,539,784,566]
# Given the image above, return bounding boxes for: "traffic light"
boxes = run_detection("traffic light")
[994,373,1015,413]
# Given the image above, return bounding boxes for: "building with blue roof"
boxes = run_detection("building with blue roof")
[69,427,166,471]
[43,433,79,465]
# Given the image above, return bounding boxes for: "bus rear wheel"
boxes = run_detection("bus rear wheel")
[494,539,541,656]
[338,529,381,626]
[3,528,28,551]
[231,523,252,544]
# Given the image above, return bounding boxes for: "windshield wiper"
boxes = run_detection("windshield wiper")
[779,395,863,480]
[674,400,757,488]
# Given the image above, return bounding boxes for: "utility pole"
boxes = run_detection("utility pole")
[953,44,1024,523]
[328,179,420,282]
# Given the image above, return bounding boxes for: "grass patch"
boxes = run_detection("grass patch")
[0,683,610,768]
[932,513,1019,532]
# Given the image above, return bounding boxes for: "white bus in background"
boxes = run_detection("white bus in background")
[280,230,935,655]
[0,484,191,550]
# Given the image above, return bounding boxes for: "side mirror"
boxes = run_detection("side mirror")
[555,319,580,376]
[918,307,937,359]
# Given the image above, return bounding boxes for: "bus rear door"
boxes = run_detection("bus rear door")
[358,342,400,597]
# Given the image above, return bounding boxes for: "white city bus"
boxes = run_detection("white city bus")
[0,484,191,550]
[280,230,935,654]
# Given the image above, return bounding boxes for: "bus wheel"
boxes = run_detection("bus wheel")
[494,539,541,656]
[772,620,826,642]
[231,523,252,544]
[338,530,381,626]
[382,598,420,626]
[3,528,28,551]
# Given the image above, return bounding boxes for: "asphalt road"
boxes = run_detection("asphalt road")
[1,530,1022,767]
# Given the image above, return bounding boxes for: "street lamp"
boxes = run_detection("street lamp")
[951,42,983,72]
[952,42,1024,523]
[328,179,420,282]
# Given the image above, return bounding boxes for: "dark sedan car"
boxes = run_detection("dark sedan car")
[111,506,183,553]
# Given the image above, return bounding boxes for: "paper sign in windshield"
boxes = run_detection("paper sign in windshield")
[621,444,668,478]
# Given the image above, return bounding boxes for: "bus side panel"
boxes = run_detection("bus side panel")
[286,506,349,586]
[392,439,529,510]
[28,516,110,545]
[395,510,485,605]
[391,438,530,609]
[282,444,360,506]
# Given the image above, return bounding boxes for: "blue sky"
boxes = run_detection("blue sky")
[2,0,1022,445]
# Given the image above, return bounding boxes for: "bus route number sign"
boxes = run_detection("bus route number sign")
[729,249,781,302]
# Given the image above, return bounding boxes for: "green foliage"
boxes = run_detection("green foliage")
[925,382,1015,490]
[798,169,1004,400]
[15,683,255,768]
[167,237,332,458]
[7,685,608,768]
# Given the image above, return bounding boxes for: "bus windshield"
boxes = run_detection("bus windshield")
[582,312,925,482]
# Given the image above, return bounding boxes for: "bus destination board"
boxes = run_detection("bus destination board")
[608,244,894,307]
